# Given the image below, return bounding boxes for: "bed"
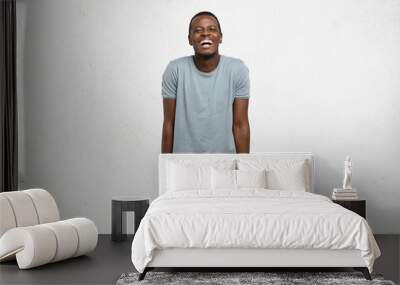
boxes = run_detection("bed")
[131,153,380,280]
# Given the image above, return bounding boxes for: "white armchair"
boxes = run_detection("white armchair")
[0,189,98,269]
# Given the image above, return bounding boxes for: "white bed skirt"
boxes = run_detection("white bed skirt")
[148,248,366,268]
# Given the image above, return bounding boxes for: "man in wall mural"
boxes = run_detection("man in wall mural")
[161,11,250,153]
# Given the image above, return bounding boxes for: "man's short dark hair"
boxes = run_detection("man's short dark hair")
[188,11,222,35]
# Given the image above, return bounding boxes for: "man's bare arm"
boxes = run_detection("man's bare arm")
[232,98,250,153]
[161,98,176,153]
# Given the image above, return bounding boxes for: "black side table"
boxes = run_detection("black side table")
[112,196,149,242]
[333,199,366,219]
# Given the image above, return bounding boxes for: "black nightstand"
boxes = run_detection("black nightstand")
[111,196,149,242]
[333,199,366,218]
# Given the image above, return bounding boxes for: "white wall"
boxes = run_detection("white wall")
[17,0,400,233]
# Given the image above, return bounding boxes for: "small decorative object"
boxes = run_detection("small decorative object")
[342,155,352,190]
[332,156,358,200]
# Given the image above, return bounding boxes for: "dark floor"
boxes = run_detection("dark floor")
[0,234,399,285]
[0,235,133,285]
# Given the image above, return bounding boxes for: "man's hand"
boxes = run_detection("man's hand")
[161,98,176,153]
[233,98,250,153]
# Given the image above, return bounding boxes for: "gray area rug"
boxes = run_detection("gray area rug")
[116,271,396,285]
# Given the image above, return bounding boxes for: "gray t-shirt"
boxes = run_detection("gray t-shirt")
[162,55,250,153]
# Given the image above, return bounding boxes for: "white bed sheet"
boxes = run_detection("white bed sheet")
[131,189,380,273]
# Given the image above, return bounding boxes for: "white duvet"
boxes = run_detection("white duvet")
[131,189,380,273]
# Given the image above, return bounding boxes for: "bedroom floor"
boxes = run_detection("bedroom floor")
[0,235,398,285]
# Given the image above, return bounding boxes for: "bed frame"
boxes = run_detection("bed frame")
[139,153,372,280]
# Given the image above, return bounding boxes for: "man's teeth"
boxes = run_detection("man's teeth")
[201,40,213,46]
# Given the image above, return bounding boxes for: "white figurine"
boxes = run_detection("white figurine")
[342,156,353,190]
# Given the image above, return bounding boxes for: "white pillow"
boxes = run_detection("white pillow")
[237,169,268,188]
[166,159,236,192]
[167,162,211,191]
[166,158,236,170]
[211,168,268,190]
[211,168,236,190]
[237,159,309,191]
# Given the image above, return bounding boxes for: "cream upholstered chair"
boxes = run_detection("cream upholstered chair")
[0,189,98,269]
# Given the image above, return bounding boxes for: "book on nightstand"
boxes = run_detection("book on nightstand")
[332,188,359,200]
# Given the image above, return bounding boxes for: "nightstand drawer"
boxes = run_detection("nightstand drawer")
[333,200,366,219]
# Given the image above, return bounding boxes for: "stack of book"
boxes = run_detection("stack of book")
[332,188,358,200]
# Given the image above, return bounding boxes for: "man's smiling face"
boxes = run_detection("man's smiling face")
[188,15,222,57]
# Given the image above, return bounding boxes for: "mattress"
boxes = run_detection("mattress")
[131,189,380,273]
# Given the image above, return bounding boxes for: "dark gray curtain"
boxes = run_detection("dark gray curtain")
[0,0,18,192]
